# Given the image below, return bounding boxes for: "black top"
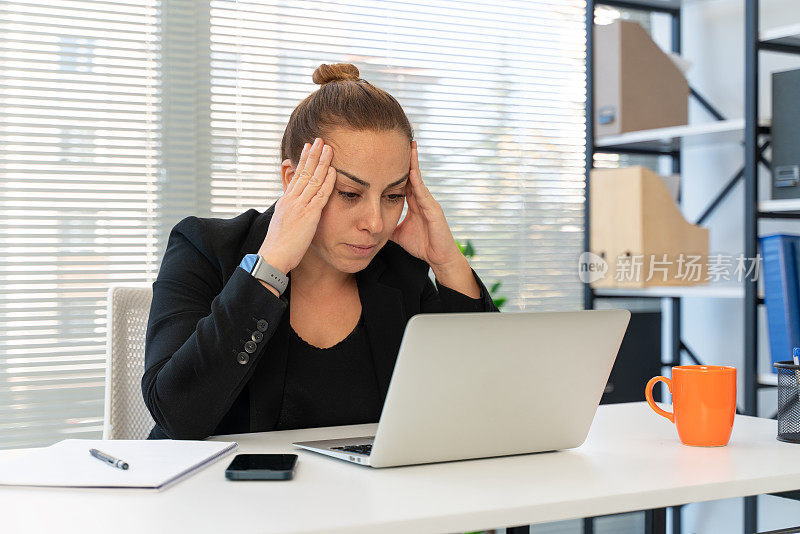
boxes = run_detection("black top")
[276,312,382,430]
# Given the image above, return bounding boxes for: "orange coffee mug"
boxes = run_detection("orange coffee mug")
[645,365,737,447]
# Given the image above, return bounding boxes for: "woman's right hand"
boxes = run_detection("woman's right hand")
[257,137,336,276]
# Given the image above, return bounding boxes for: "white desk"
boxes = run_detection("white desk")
[1,402,799,534]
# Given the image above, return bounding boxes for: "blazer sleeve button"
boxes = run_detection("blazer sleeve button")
[244,340,257,354]
[251,330,264,343]
[237,352,249,365]
[257,319,269,332]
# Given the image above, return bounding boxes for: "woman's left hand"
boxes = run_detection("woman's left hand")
[389,140,464,270]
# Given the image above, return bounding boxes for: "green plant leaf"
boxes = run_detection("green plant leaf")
[456,239,505,309]
[463,240,475,257]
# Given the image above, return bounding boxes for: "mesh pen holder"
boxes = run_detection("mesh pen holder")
[774,360,800,443]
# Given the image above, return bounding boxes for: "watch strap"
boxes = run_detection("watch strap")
[240,254,288,296]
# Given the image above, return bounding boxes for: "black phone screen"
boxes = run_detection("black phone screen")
[226,454,297,472]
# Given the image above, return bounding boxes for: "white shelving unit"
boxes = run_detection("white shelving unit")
[758,21,800,389]
[586,4,798,532]
[617,0,681,8]
[583,3,787,532]
[759,198,800,214]
[595,118,770,152]
[593,284,745,299]
[761,23,800,48]
[758,373,778,387]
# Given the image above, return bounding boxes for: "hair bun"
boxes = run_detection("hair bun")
[312,63,360,85]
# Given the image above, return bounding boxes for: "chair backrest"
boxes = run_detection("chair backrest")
[103,285,155,440]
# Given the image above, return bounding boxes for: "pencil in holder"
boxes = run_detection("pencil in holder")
[774,360,800,443]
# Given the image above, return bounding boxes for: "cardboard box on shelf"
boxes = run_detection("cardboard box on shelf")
[590,166,709,288]
[594,20,689,137]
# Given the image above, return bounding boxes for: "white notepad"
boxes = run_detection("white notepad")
[0,439,238,491]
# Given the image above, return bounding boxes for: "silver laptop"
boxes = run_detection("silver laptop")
[293,309,630,468]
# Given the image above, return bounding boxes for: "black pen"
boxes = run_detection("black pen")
[89,448,129,470]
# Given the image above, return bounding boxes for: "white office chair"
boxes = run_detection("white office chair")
[103,284,156,440]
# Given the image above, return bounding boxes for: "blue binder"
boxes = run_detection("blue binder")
[760,234,800,370]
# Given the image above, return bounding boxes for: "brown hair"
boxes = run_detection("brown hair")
[280,63,414,165]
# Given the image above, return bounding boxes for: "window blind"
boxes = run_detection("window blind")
[0,0,162,448]
[208,0,587,311]
[1,0,589,450]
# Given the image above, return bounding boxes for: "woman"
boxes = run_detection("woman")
[142,63,500,440]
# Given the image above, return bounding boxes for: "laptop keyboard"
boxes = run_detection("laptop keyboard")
[331,444,372,455]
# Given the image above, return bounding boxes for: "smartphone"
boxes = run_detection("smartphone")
[224,453,298,480]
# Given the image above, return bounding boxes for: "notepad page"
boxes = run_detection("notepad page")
[0,439,238,489]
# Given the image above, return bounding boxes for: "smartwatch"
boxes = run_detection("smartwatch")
[240,254,289,296]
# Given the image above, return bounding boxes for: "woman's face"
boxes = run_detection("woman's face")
[284,127,411,274]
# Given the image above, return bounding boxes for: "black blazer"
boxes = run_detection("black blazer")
[142,202,500,440]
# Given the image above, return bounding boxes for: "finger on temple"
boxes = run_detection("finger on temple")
[297,141,311,170]
[301,141,324,184]
[287,142,311,195]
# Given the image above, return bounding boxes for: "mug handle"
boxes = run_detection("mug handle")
[645,376,674,423]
